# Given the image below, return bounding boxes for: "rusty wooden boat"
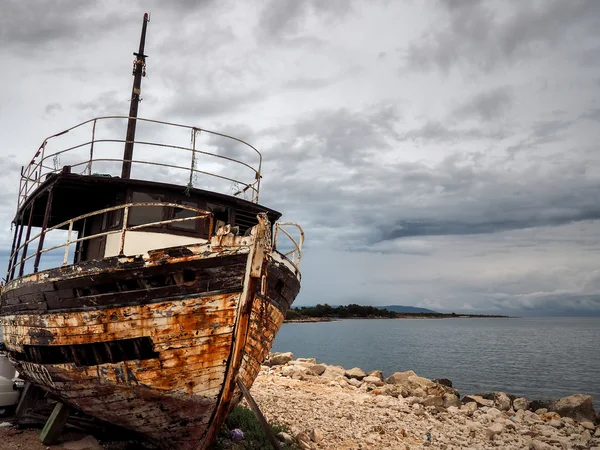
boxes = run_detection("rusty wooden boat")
[0,14,303,449]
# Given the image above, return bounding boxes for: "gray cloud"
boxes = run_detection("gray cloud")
[0,1,127,51]
[161,90,267,121]
[582,108,600,122]
[405,0,600,72]
[452,86,513,121]
[399,121,504,143]
[256,0,355,41]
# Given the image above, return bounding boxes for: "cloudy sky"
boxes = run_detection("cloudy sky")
[1,0,600,316]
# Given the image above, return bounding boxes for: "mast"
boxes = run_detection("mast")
[121,13,150,179]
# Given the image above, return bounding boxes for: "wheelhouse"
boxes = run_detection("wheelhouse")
[4,116,292,282]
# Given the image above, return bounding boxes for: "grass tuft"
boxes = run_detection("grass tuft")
[210,406,296,449]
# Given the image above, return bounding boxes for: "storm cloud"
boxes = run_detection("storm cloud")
[1,0,599,315]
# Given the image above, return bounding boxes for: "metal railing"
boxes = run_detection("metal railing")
[273,222,305,270]
[18,116,263,210]
[6,202,213,282]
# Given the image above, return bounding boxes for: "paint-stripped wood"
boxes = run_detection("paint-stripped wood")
[0,235,301,449]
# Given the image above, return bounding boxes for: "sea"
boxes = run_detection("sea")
[271,317,600,405]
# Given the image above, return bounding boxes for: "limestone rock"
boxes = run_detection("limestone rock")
[580,421,595,430]
[282,365,311,379]
[307,363,327,376]
[443,392,461,408]
[362,375,384,386]
[513,397,529,411]
[347,377,362,387]
[296,357,317,364]
[494,392,512,411]
[462,395,494,408]
[485,422,504,439]
[368,370,384,380]
[345,367,366,380]
[420,395,444,408]
[277,432,294,444]
[320,365,346,380]
[269,352,294,366]
[462,401,478,413]
[531,439,553,450]
[554,394,596,422]
[309,428,324,443]
[386,370,416,385]
[549,419,562,428]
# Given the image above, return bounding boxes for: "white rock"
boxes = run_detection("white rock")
[462,401,478,413]
[367,370,384,380]
[321,365,346,380]
[362,375,384,386]
[347,377,362,388]
[580,421,595,430]
[309,428,324,443]
[443,392,461,408]
[494,392,512,411]
[277,432,294,444]
[513,397,529,411]
[549,419,562,428]
[296,357,317,364]
[485,422,504,439]
[530,439,553,450]
[420,395,444,408]
[554,394,596,422]
[345,367,367,380]
[269,352,294,366]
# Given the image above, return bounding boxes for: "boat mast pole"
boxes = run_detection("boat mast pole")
[121,13,150,179]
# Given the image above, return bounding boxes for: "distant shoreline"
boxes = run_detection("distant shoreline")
[284,313,514,323]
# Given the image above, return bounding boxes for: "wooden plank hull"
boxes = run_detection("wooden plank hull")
[0,231,300,449]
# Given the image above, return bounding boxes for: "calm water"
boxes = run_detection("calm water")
[272,317,600,404]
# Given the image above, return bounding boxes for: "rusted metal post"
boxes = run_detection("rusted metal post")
[89,119,96,175]
[121,13,150,180]
[33,188,54,273]
[17,204,36,278]
[236,377,281,450]
[6,223,19,280]
[10,223,24,281]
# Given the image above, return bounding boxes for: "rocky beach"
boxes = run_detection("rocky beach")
[0,352,598,449]
[248,352,599,449]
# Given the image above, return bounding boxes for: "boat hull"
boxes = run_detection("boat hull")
[0,233,300,449]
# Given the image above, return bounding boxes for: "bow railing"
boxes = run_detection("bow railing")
[273,222,305,271]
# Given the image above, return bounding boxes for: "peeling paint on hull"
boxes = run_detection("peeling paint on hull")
[0,233,300,449]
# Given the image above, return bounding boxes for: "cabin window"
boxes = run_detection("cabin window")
[170,199,199,231]
[207,203,230,234]
[128,191,166,226]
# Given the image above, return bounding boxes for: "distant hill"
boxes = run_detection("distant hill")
[377,305,438,314]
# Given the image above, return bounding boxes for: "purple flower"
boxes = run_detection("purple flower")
[230,428,246,441]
